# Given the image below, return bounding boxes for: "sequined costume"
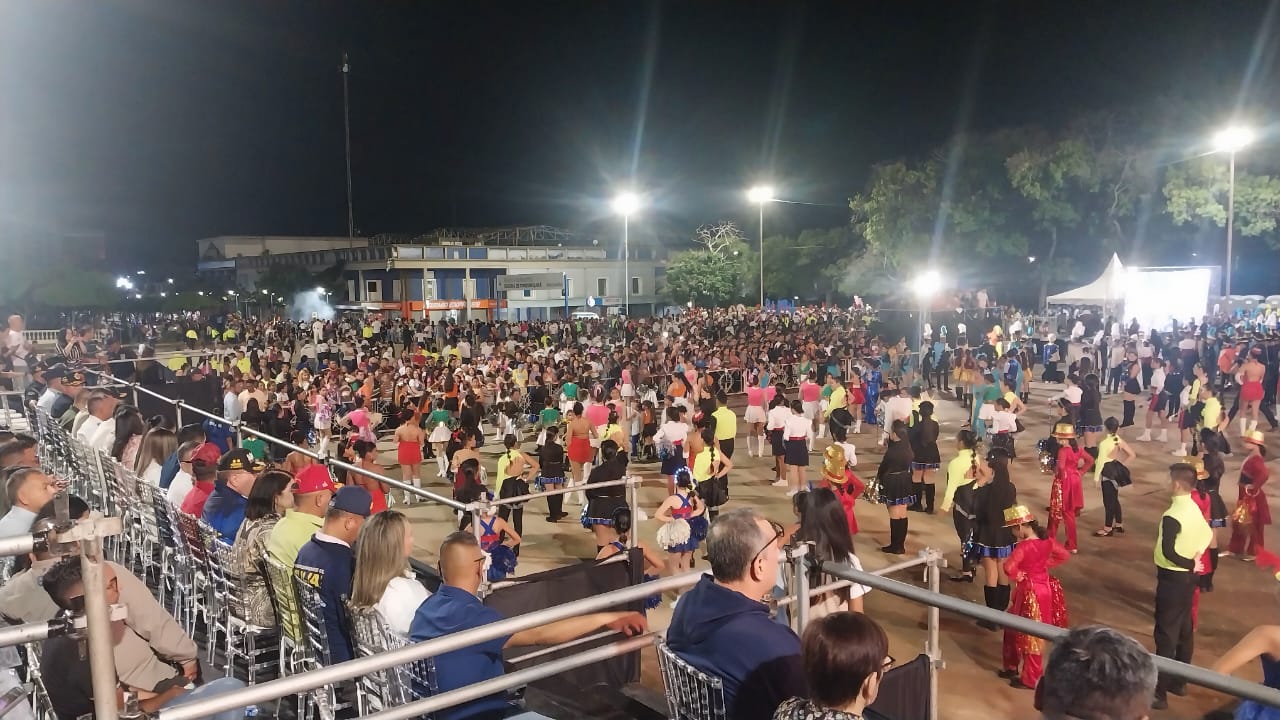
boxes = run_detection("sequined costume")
[1001,537,1070,688]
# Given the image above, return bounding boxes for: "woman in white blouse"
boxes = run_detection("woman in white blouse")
[133,426,175,487]
[350,510,430,635]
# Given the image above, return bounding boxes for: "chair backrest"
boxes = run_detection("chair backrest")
[144,484,178,551]
[346,605,393,713]
[291,564,333,666]
[264,555,305,646]
[655,638,727,720]
[380,620,438,707]
[176,512,209,568]
[205,535,244,619]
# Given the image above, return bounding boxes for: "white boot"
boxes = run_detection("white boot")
[1240,418,1249,437]
[436,455,447,477]
[1157,428,1168,443]
[817,423,826,439]
[403,491,413,505]
[757,435,767,456]
[1249,419,1258,433]
[1172,443,1187,457]
[1136,429,1151,442]
[853,418,862,435]
[745,435,756,457]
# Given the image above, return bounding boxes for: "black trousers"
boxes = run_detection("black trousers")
[1153,569,1198,693]
[1122,399,1136,427]
[1101,480,1122,526]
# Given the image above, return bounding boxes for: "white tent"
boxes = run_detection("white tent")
[1046,253,1126,306]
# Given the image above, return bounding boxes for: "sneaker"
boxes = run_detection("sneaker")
[771,479,788,487]
[1135,431,1151,442]
[785,489,798,498]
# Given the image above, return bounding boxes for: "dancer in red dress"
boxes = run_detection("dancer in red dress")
[1047,422,1093,552]
[999,504,1070,690]
[1225,429,1271,560]
[820,443,865,535]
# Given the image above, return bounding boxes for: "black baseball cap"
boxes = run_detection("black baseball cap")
[217,448,266,473]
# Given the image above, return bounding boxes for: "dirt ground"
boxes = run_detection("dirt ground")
[381,381,1276,720]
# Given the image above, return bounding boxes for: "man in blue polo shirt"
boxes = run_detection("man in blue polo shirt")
[202,448,264,542]
[295,486,371,664]
[410,532,647,720]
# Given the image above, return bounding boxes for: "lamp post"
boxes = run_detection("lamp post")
[611,191,642,316]
[911,270,941,351]
[1211,126,1254,297]
[747,185,775,307]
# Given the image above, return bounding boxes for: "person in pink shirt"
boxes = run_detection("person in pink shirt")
[744,385,768,457]
[584,387,611,427]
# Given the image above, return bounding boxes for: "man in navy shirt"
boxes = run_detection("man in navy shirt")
[666,508,807,720]
[202,448,263,542]
[410,532,646,720]
[295,486,372,664]
[159,424,206,490]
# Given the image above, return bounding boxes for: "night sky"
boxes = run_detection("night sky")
[1,1,1277,273]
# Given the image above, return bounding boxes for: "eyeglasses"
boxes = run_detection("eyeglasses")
[751,519,786,566]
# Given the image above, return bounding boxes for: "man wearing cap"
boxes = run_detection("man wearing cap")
[202,448,264,542]
[179,442,222,516]
[35,365,82,422]
[268,464,337,565]
[1151,462,1213,710]
[294,486,371,664]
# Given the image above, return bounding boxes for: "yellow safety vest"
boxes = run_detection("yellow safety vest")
[1154,495,1212,572]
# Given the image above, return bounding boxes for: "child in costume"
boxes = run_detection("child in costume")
[819,443,865,534]
[999,504,1070,690]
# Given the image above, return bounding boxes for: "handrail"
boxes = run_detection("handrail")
[154,570,704,720]
[818,560,1280,710]
[364,633,658,720]
[480,475,639,508]
[76,367,465,510]
[775,553,929,608]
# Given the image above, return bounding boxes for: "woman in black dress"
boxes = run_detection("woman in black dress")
[972,445,1018,630]
[583,440,630,554]
[1078,373,1104,457]
[909,401,941,514]
[877,420,915,555]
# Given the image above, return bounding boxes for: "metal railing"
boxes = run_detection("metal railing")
[819,559,1280,711]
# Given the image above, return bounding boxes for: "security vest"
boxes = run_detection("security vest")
[1154,494,1212,572]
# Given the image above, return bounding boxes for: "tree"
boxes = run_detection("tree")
[664,222,753,306]
[31,270,120,309]
[761,227,862,302]
[1163,158,1280,247]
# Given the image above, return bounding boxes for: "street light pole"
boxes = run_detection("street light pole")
[1226,150,1236,297]
[758,201,765,307]
[623,214,630,316]
[342,53,355,245]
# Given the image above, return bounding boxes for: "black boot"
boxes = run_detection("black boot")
[996,584,1011,613]
[924,484,936,514]
[977,586,998,631]
[881,518,907,555]
[908,483,925,512]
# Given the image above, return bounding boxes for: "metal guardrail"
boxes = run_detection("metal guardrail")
[819,560,1280,711]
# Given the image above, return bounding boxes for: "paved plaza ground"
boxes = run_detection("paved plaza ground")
[373,381,1273,719]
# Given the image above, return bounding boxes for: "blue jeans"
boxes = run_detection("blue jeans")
[162,677,250,720]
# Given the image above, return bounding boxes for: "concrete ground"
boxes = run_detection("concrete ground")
[377,382,1275,720]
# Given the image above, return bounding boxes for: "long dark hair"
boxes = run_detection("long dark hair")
[245,469,292,522]
[796,488,854,587]
[110,406,145,461]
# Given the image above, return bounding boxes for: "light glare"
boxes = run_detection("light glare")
[611,191,642,216]
[747,185,775,204]
[911,270,942,298]
[1212,126,1255,153]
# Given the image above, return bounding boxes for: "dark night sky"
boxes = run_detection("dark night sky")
[1,1,1277,272]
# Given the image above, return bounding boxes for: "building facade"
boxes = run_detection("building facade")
[195,227,668,320]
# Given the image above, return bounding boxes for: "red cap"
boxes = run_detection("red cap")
[294,464,337,495]
[189,442,223,468]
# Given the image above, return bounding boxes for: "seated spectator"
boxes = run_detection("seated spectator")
[202,448,265,542]
[159,424,206,491]
[179,442,222,516]
[1036,625,1156,720]
[268,464,336,565]
[0,496,91,620]
[76,391,118,446]
[166,440,203,508]
[0,468,56,538]
[0,434,38,469]
[40,557,248,720]
[774,612,893,720]
[229,469,295,627]
[350,510,429,635]
[295,486,372,664]
[410,531,646,720]
[666,507,806,720]
[134,425,175,487]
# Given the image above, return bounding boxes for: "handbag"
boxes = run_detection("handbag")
[696,478,727,508]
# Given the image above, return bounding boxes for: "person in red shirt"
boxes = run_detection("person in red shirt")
[179,442,222,516]
[1225,430,1271,560]
[1047,423,1093,553]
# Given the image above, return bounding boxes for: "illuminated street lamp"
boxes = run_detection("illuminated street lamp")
[611,191,643,316]
[1211,125,1255,296]
[911,270,942,349]
[747,185,775,307]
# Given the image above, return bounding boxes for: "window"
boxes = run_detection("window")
[630,276,641,295]
[523,289,531,298]
[597,278,608,296]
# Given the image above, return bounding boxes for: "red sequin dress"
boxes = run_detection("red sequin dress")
[1002,537,1070,688]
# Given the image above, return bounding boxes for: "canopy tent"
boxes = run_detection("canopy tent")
[1046,253,1126,306]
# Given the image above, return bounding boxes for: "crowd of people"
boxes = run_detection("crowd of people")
[1,302,1278,719]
